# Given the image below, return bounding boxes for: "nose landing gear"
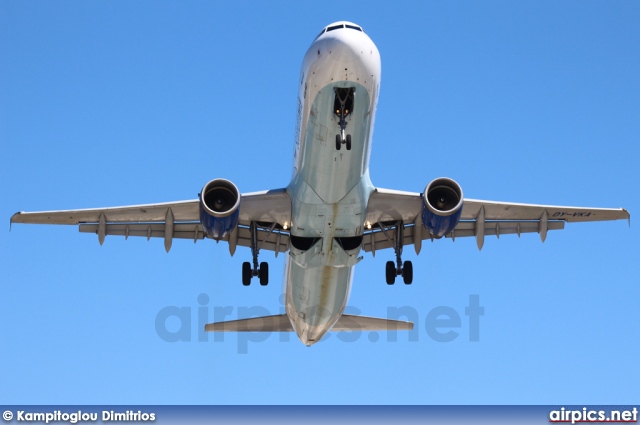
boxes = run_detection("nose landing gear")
[334,87,354,151]
[335,134,352,151]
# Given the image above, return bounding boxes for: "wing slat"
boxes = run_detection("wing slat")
[11,200,200,225]
[462,199,629,222]
[10,189,292,226]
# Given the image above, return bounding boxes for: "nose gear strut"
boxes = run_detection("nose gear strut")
[333,87,354,150]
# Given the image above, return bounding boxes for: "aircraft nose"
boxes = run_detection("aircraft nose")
[320,34,362,65]
[305,24,380,83]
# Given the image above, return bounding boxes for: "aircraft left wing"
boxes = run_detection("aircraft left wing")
[364,187,630,253]
[10,189,292,254]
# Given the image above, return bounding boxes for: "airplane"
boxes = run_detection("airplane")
[11,21,630,346]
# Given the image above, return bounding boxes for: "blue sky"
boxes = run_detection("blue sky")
[1,1,638,405]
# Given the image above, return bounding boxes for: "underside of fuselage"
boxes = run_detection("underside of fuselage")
[284,22,381,345]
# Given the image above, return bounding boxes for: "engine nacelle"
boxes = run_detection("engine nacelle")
[422,177,464,238]
[199,178,241,240]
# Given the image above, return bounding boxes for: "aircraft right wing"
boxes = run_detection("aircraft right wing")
[364,187,630,253]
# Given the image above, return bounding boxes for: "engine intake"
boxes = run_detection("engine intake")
[422,177,464,238]
[199,178,241,240]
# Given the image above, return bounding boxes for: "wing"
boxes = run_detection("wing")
[10,189,292,254]
[364,188,630,253]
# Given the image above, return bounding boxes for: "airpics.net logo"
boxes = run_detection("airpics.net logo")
[154,294,484,353]
[549,407,638,424]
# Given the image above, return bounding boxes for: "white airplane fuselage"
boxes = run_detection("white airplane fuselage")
[284,23,381,346]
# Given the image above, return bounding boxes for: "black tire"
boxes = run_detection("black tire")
[385,261,396,285]
[259,262,269,286]
[336,134,341,150]
[403,261,413,285]
[242,262,252,286]
[346,134,352,150]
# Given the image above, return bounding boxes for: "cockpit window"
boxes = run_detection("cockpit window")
[316,24,364,40]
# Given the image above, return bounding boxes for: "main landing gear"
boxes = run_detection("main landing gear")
[334,87,354,151]
[242,222,270,286]
[378,221,413,285]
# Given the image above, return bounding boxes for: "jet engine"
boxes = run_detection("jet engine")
[422,177,464,238]
[199,178,241,240]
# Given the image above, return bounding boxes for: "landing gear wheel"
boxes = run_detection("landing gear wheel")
[346,134,352,150]
[259,262,269,286]
[336,134,341,150]
[242,262,252,286]
[386,261,396,285]
[402,261,413,285]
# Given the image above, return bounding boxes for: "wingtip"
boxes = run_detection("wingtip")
[628,214,631,229]
[9,212,22,231]
[621,208,630,228]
